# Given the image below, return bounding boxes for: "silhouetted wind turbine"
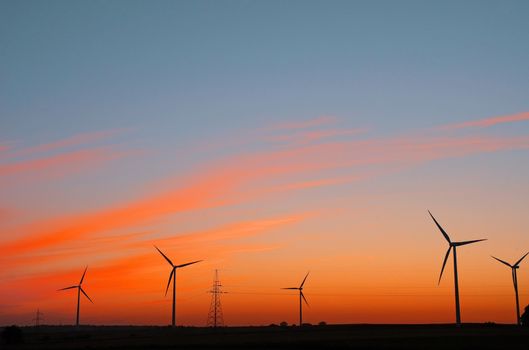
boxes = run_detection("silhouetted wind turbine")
[282,272,310,326]
[155,245,202,327]
[58,267,93,326]
[429,210,486,326]
[491,252,528,325]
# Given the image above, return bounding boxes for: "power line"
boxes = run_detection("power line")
[226,291,529,297]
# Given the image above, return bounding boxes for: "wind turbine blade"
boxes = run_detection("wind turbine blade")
[79,266,88,285]
[80,287,93,303]
[165,269,175,296]
[299,272,310,289]
[154,246,174,266]
[428,211,451,243]
[301,291,309,307]
[454,239,487,246]
[58,286,78,291]
[491,256,512,268]
[514,252,529,267]
[175,260,203,268]
[281,287,299,290]
[438,246,452,285]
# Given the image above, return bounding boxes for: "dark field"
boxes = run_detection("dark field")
[3,324,529,349]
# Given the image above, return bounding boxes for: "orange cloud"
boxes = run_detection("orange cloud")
[0,214,302,322]
[0,143,313,257]
[439,111,529,130]
[151,214,307,248]
[3,130,529,260]
[96,215,301,275]
[8,214,302,273]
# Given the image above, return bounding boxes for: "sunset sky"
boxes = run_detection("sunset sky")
[1,0,529,326]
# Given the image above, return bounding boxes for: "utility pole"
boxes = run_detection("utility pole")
[207,269,226,327]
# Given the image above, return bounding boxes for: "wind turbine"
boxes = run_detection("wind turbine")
[154,245,202,327]
[282,272,310,326]
[58,267,93,326]
[491,252,528,325]
[429,210,486,326]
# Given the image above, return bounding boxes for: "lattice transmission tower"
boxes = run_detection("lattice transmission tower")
[206,269,226,327]
[33,309,44,327]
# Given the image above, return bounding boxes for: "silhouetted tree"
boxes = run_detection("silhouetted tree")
[1,325,23,344]
[521,305,529,327]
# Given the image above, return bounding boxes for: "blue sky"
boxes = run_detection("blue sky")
[2,0,529,143]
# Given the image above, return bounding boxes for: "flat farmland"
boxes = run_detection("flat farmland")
[3,324,529,349]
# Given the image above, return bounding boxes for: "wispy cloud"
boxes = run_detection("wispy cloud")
[0,147,130,179]
[0,129,134,183]
[438,111,529,130]
[28,214,302,268]
[182,116,343,156]
[3,127,528,260]
[0,213,302,299]
[151,214,308,248]
[269,115,338,130]
[0,144,316,258]
[267,128,368,145]
[2,129,127,159]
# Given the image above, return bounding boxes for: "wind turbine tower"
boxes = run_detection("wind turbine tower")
[429,211,486,326]
[58,267,93,326]
[282,272,310,326]
[491,252,528,325]
[155,245,203,327]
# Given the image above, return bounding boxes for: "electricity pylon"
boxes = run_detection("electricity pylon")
[33,309,44,327]
[207,269,226,327]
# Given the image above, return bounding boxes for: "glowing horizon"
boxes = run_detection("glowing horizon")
[1,111,529,326]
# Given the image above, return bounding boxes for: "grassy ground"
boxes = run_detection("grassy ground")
[2,324,529,349]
